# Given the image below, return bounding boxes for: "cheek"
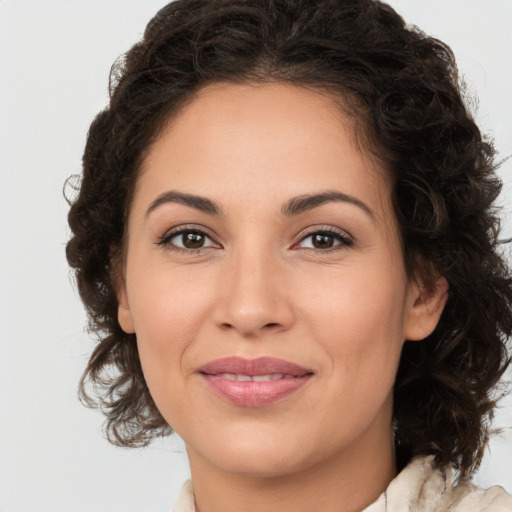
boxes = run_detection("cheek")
[299,264,408,381]
[127,256,214,338]
[306,278,406,441]
[125,267,215,413]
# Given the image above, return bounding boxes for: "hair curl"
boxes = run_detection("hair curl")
[66,0,512,475]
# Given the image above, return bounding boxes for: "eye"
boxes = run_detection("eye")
[159,228,218,251]
[296,229,353,250]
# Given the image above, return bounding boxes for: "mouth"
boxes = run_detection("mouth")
[212,373,298,381]
[198,357,314,407]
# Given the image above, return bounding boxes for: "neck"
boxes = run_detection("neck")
[187,421,397,512]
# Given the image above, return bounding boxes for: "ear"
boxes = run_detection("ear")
[111,252,135,334]
[404,275,448,341]
[117,278,135,334]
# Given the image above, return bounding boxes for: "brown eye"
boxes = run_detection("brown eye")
[182,232,205,249]
[312,233,335,249]
[297,230,353,251]
[163,229,217,250]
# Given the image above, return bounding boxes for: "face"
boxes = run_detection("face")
[118,82,445,478]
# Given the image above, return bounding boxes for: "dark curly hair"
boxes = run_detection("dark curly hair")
[66,0,512,476]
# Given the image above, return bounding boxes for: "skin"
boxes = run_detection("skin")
[117,82,447,512]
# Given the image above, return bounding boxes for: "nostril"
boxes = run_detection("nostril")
[264,323,280,328]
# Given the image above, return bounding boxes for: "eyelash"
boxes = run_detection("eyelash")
[295,228,354,252]
[156,226,220,254]
[156,226,354,253]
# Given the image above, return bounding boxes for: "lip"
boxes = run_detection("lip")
[198,357,314,407]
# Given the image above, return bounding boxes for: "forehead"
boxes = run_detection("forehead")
[135,82,390,216]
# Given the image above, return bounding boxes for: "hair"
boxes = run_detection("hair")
[66,0,512,476]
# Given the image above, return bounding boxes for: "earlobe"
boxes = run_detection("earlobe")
[404,275,448,341]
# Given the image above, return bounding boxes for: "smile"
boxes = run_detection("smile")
[198,357,314,407]
[216,373,297,381]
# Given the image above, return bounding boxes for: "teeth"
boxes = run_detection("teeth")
[218,373,238,380]
[253,373,284,382]
[217,373,286,381]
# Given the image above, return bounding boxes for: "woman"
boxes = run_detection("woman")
[66,0,512,510]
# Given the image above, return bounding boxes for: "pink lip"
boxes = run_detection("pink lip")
[198,357,313,407]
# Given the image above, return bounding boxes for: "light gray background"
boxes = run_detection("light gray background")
[0,1,511,511]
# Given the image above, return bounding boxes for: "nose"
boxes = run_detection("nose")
[212,248,295,338]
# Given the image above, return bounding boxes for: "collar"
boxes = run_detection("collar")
[171,456,512,512]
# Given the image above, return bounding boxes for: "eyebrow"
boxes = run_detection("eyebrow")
[146,191,223,217]
[281,190,375,220]
[145,189,374,220]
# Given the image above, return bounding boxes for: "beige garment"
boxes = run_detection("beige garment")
[172,456,512,512]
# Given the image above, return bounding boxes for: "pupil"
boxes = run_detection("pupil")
[183,232,204,249]
[313,234,334,249]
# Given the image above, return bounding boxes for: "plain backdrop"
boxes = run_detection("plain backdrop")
[0,1,511,511]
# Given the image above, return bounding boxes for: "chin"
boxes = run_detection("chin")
[210,448,307,479]
[185,422,322,479]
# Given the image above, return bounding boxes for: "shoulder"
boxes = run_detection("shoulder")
[413,457,512,512]
[172,480,195,512]
[449,479,512,512]
[364,456,512,512]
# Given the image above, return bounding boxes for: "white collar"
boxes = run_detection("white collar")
[171,456,512,512]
